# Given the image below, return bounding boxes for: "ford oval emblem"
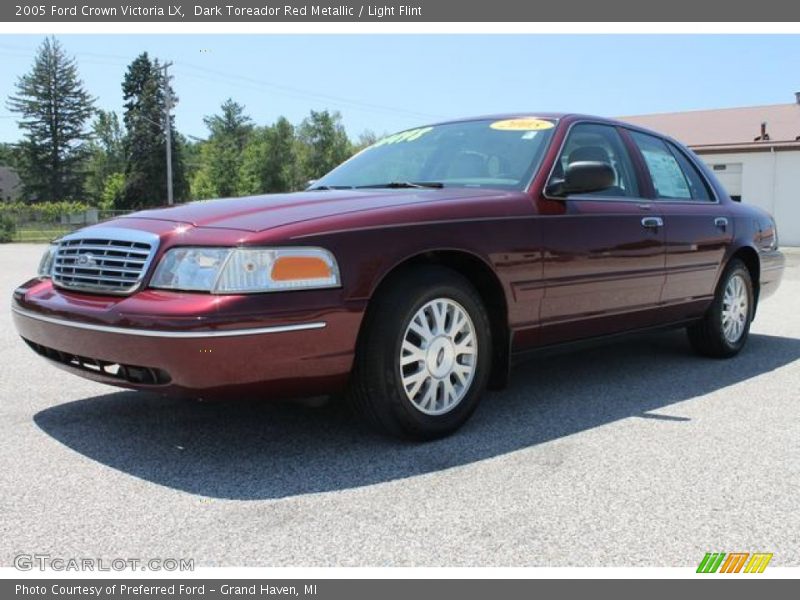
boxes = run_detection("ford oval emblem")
[77,253,95,266]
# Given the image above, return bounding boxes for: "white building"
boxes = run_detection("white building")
[621,97,800,246]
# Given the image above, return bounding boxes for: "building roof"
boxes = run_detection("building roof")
[619,103,800,152]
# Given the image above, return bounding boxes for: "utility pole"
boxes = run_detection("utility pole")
[161,61,174,205]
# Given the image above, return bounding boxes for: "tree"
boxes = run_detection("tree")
[178,133,203,187]
[296,110,352,181]
[355,129,380,151]
[84,110,124,204]
[203,98,253,149]
[100,172,125,210]
[119,53,187,209]
[6,36,95,202]
[238,117,300,196]
[0,143,18,167]
[190,99,253,199]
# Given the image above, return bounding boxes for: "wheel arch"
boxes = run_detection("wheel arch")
[728,245,761,310]
[360,248,511,390]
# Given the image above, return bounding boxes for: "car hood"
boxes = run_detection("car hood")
[119,188,518,233]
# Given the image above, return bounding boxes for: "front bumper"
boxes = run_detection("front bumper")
[12,279,363,399]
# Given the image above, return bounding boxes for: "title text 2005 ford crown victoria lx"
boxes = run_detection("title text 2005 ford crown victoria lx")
[12,114,785,439]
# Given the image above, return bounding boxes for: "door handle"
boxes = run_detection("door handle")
[641,216,664,229]
[715,217,729,230]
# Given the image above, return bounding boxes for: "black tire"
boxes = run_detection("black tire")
[347,266,492,440]
[687,258,754,358]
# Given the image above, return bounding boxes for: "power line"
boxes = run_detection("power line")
[175,70,428,124]
[175,61,444,121]
[0,43,443,123]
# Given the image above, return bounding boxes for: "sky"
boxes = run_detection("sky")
[1,34,799,143]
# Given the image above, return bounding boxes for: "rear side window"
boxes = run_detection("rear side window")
[629,131,712,201]
[667,143,713,201]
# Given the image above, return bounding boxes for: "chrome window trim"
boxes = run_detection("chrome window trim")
[12,305,326,338]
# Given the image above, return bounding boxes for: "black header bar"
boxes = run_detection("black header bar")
[3,0,800,22]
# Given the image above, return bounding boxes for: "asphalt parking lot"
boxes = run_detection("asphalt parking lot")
[1,243,798,568]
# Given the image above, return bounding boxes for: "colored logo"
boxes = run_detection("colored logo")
[697,552,773,573]
[490,117,555,131]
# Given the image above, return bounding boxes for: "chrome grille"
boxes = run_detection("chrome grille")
[51,228,159,295]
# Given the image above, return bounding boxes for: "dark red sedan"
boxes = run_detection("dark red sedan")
[12,114,785,439]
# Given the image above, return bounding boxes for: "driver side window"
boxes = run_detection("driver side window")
[552,123,640,198]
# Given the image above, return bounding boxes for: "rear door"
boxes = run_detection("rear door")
[536,122,666,345]
[626,130,732,306]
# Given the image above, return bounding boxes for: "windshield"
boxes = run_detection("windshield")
[312,117,557,191]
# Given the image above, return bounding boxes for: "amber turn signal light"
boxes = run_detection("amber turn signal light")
[271,256,333,281]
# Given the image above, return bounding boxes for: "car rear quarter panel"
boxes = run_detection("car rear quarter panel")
[727,201,784,301]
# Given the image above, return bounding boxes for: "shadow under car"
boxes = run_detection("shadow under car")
[33,331,800,500]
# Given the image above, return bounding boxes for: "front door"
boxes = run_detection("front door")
[536,122,666,346]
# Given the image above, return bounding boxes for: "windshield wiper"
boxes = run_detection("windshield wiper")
[308,185,355,191]
[355,181,444,189]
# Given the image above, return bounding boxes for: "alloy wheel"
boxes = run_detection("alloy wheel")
[399,298,478,415]
[721,273,749,344]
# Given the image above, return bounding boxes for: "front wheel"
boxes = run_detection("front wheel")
[347,267,492,440]
[687,258,754,358]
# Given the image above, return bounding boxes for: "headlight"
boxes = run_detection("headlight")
[150,247,341,294]
[38,243,58,278]
[150,247,230,291]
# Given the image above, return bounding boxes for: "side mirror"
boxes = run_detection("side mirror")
[547,161,615,197]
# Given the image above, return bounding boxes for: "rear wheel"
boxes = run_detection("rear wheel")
[687,258,754,358]
[347,266,492,440]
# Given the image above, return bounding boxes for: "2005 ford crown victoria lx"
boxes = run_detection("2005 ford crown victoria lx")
[12,114,785,439]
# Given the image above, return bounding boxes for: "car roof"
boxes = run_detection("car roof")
[428,113,685,148]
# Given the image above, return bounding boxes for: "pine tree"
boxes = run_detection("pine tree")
[203,98,253,150]
[119,53,187,209]
[297,110,352,181]
[6,36,95,202]
[190,99,253,199]
[0,143,18,167]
